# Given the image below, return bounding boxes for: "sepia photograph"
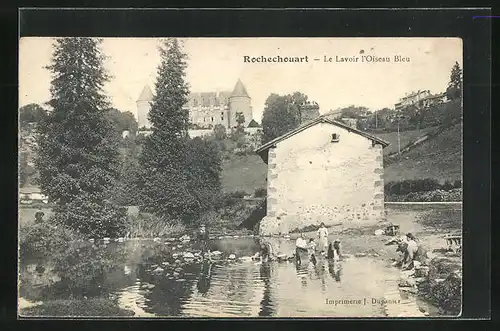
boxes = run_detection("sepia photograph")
[18,37,463,318]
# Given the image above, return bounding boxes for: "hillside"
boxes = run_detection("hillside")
[383,121,462,183]
[221,154,267,194]
[370,127,438,155]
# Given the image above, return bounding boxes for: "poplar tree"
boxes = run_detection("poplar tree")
[35,38,126,237]
[137,38,222,224]
[137,38,193,221]
[446,61,462,101]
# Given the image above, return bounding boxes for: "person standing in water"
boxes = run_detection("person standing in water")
[317,223,329,254]
[295,233,308,264]
[197,224,211,261]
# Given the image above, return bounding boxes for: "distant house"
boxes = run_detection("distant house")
[255,116,390,235]
[339,117,358,129]
[395,90,446,111]
[19,187,48,204]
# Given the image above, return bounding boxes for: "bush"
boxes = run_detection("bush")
[254,187,267,198]
[19,222,78,262]
[20,298,135,317]
[385,178,458,196]
[125,213,186,238]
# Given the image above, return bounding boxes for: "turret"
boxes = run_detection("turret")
[136,85,153,130]
[228,79,252,128]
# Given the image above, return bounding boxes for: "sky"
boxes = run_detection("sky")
[19,37,462,122]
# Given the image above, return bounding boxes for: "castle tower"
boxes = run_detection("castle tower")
[228,79,252,128]
[137,85,153,130]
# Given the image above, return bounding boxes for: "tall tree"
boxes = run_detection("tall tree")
[261,93,305,143]
[137,38,191,220]
[446,61,462,101]
[137,38,222,224]
[35,38,125,237]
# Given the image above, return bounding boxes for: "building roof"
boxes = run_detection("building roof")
[230,79,250,98]
[255,115,390,156]
[137,85,153,102]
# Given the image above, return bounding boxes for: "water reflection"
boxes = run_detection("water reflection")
[259,263,273,316]
[196,261,212,295]
[20,236,435,317]
[328,260,342,282]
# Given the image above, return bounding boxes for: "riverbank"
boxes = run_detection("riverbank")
[18,204,461,317]
[287,204,462,316]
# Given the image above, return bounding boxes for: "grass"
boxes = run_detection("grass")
[371,126,438,155]
[220,124,461,194]
[19,298,135,317]
[221,153,267,193]
[384,123,462,183]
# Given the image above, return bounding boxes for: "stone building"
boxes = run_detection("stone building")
[136,79,253,131]
[255,116,390,236]
[394,90,446,111]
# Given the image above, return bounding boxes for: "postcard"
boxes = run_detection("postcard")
[18,36,463,318]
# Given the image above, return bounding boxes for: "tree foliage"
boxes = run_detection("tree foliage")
[446,62,462,101]
[261,92,308,143]
[105,108,139,134]
[235,112,245,129]
[19,104,47,128]
[213,124,227,140]
[35,37,125,238]
[137,38,221,225]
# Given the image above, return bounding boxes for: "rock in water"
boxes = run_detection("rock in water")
[374,229,384,236]
[183,252,195,259]
[180,235,190,241]
[240,256,253,262]
[212,251,222,256]
[152,267,164,274]
[354,253,366,257]
[228,254,236,260]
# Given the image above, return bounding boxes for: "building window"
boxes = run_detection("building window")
[211,117,214,122]
[221,112,224,116]
[221,116,224,121]
[331,133,340,142]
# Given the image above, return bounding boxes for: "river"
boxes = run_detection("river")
[20,236,438,318]
[20,203,461,318]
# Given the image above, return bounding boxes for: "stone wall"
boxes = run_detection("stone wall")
[260,122,385,236]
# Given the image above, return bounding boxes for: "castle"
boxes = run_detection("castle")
[136,79,253,130]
